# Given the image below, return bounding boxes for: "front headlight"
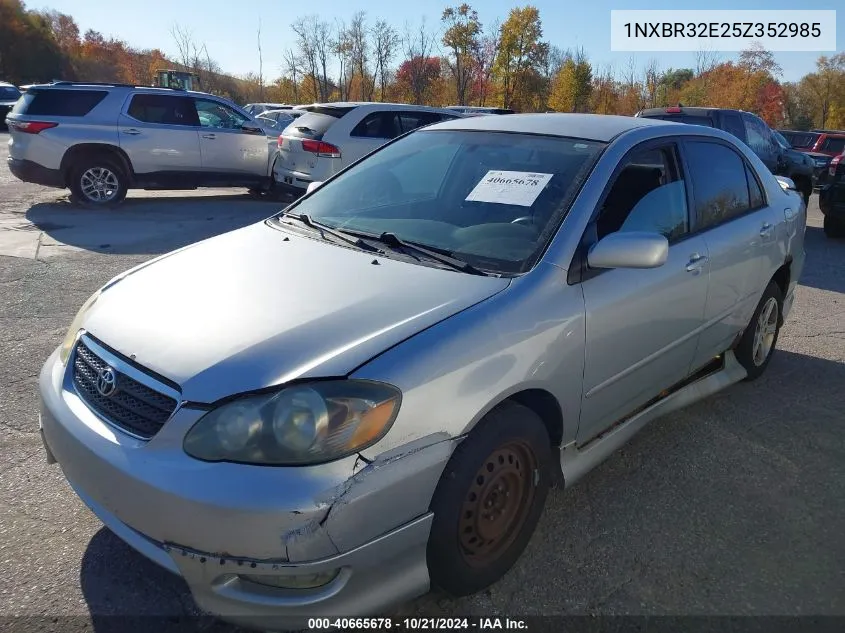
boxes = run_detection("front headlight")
[58,290,101,365]
[183,380,401,465]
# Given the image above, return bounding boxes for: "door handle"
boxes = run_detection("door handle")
[122,128,141,135]
[685,253,708,273]
[760,222,773,237]
[202,133,216,139]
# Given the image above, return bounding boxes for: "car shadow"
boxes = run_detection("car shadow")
[24,191,298,256]
[798,225,845,294]
[79,349,845,623]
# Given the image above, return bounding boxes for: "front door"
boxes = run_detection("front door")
[577,142,710,444]
[193,97,268,181]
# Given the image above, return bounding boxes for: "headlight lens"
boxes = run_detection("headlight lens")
[183,380,401,465]
[58,290,101,365]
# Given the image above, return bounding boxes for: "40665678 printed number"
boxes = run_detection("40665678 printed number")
[307,617,473,629]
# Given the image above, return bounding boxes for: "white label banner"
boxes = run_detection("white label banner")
[610,10,837,52]
[465,171,553,207]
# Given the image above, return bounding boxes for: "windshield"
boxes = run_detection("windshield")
[275,129,605,274]
[0,86,21,100]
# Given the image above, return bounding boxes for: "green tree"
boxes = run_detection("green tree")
[442,4,482,106]
[493,5,546,110]
[0,0,64,83]
[548,50,592,113]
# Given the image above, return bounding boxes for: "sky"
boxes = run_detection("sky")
[29,0,843,83]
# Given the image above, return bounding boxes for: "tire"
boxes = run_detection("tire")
[69,158,128,206]
[735,281,783,381]
[823,215,845,239]
[427,401,552,597]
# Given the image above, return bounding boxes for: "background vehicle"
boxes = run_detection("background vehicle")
[636,106,815,204]
[273,102,463,192]
[6,81,277,205]
[153,69,200,91]
[820,151,845,238]
[0,82,22,129]
[444,105,515,115]
[777,130,820,151]
[243,102,292,116]
[256,108,304,133]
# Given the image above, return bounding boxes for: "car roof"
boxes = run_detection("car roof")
[639,106,745,116]
[428,113,677,142]
[298,101,459,112]
[0,81,18,88]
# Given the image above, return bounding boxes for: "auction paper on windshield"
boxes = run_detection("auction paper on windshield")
[465,171,553,207]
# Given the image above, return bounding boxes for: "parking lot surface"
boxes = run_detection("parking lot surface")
[1,132,844,630]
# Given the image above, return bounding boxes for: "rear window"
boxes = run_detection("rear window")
[284,107,354,139]
[11,89,107,117]
[0,86,21,101]
[821,137,845,154]
[781,131,819,148]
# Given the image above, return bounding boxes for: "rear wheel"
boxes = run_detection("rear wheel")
[69,158,128,206]
[735,281,783,381]
[427,401,551,596]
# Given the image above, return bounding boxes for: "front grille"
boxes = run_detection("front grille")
[72,339,178,439]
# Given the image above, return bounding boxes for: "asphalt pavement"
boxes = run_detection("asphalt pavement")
[1,133,844,631]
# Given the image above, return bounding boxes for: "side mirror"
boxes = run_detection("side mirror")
[306,181,323,194]
[241,123,263,135]
[775,176,797,192]
[587,231,668,270]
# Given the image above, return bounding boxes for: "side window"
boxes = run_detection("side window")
[821,137,845,155]
[742,114,777,157]
[350,112,400,139]
[194,99,248,129]
[685,141,751,230]
[596,145,689,242]
[722,112,745,141]
[398,111,440,133]
[746,164,765,209]
[127,94,197,126]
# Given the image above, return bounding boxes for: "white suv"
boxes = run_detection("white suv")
[273,102,463,192]
[6,82,278,205]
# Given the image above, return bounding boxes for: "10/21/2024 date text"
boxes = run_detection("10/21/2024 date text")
[308,617,529,630]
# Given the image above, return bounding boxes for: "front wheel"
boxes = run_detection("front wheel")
[69,159,128,206]
[735,281,783,381]
[427,401,552,596]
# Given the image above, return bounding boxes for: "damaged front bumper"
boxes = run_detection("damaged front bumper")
[38,347,455,628]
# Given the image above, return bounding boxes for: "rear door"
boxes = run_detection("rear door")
[343,110,402,164]
[119,93,201,176]
[681,138,777,369]
[193,97,268,180]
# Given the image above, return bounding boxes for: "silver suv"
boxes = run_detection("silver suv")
[6,82,276,205]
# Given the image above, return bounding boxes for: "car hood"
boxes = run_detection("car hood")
[82,221,510,403]
[804,151,831,161]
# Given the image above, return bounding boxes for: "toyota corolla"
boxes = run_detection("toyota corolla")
[38,113,805,628]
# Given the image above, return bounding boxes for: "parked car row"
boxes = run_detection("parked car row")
[5,82,844,240]
[37,111,807,629]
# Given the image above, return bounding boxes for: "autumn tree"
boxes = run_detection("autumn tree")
[801,53,845,129]
[371,20,399,102]
[548,49,591,113]
[399,20,438,104]
[473,18,500,107]
[441,4,482,106]
[494,6,547,110]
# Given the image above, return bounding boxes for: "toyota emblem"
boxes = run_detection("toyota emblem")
[96,367,117,397]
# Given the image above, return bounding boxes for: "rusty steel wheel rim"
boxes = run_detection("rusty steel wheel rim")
[458,441,537,566]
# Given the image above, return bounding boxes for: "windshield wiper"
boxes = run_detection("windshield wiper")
[372,232,489,276]
[282,212,383,253]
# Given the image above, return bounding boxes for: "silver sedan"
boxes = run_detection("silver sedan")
[38,113,805,628]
